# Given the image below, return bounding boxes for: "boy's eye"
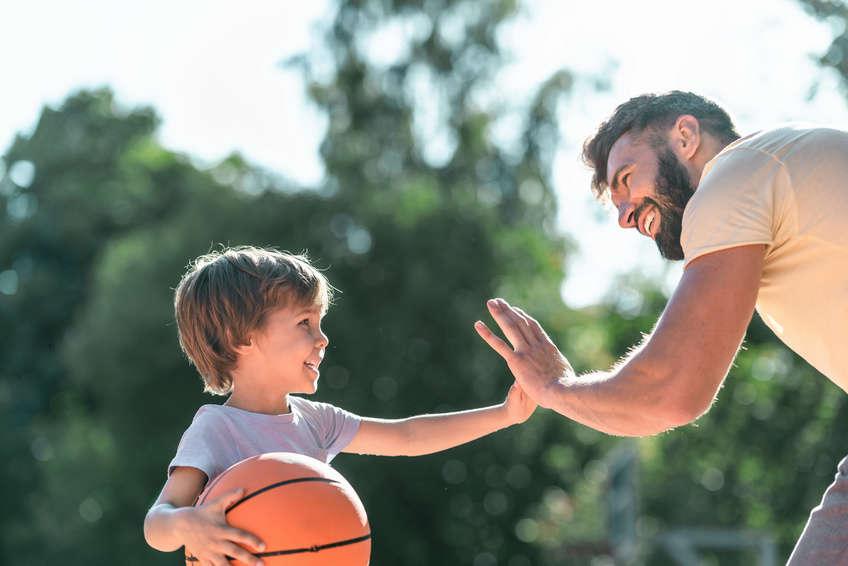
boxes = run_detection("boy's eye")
[299,318,310,327]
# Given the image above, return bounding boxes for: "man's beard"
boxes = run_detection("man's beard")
[633,147,697,261]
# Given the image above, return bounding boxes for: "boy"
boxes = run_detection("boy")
[144,246,536,565]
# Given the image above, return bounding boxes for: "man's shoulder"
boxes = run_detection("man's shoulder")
[718,123,841,161]
[695,126,801,196]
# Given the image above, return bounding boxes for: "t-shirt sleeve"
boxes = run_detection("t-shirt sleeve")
[681,147,792,267]
[294,398,361,457]
[167,408,226,480]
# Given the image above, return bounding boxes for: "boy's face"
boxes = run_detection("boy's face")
[249,302,329,394]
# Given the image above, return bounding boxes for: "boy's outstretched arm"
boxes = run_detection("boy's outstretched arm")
[144,466,266,566]
[343,382,536,457]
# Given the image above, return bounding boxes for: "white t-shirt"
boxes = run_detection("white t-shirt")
[168,395,361,481]
[681,124,848,391]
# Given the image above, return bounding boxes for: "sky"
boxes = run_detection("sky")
[2,0,846,307]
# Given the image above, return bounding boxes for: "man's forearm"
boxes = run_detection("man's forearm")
[539,360,698,437]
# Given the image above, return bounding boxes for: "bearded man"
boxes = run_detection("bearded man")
[475,91,848,564]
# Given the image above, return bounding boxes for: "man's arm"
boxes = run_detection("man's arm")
[343,382,536,456]
[475,244,765,436]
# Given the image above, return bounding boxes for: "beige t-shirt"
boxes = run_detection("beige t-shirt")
[681,125,848,392]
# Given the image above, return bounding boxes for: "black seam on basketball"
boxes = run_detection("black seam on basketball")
[185,533,371,562]
[257,533,372,557]
[224,477,340,514]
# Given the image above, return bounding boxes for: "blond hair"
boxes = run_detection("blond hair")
[174,246,332,394]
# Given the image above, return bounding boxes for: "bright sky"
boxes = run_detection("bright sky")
[2,0,845,307]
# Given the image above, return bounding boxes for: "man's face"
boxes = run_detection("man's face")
[605,132,696,260]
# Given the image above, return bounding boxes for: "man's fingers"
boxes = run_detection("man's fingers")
[514,306,550,343]
[475,321,514,360]
[487,299,532,347]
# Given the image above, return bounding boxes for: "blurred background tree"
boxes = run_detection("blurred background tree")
[1,0,847,564]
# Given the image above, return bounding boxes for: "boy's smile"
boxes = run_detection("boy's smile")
[261,304,329,391]
[228,302,329,413]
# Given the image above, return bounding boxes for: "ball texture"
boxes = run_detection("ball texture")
[185,452,370,565]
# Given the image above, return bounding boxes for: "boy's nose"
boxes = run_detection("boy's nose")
[317,329,329,348]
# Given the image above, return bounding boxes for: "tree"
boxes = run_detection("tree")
[0,89,190,558]
[798,0,848,92]
[9,1,595,564]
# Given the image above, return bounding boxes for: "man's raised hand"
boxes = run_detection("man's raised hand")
[475,298,573,408]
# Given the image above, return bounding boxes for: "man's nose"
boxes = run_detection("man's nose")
[617,201,637,229]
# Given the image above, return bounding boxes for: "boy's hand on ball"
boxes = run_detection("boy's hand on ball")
[180,488,266,566]
[503,381,537,424]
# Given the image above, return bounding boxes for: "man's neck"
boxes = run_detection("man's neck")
[691,134,732,187]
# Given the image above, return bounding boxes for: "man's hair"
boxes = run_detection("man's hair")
[174,246,333,395]
[582,91,740,197]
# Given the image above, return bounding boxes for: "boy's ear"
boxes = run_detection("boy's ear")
[233,333,255,356]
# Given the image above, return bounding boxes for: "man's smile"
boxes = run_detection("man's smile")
[637,205,659,239]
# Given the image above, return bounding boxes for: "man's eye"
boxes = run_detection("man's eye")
[299,319,310,326]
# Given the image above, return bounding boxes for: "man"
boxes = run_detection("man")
[474,91,848,564]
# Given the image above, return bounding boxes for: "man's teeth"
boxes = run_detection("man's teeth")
[645,213,655,234]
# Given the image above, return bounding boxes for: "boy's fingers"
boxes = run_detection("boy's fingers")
[215,488,246,510]
[474,321,514,360]
[221,541,263,566]
[225,526,266,553]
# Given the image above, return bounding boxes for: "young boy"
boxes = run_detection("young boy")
[143,246,536,565]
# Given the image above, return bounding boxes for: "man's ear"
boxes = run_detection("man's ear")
[671,114,701,161]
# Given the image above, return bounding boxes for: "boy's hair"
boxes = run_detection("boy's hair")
[174,246,333,394]
[582,90,740,198]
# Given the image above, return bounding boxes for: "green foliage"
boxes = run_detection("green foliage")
[0,1,585,564]
[798,0,848,93]
[0,88,186,561]
[4,1,846,564]
[575,272,848,564]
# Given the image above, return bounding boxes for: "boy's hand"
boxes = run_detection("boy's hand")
[179,488,266,566]
[503,381,537,424]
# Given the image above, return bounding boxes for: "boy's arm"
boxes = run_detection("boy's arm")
[144,466,265,566]
[343,382,536,457]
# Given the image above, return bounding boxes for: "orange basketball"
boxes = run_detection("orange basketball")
[185,452,371,565]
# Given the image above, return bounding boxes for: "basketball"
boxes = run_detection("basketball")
[185,452,371,565]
